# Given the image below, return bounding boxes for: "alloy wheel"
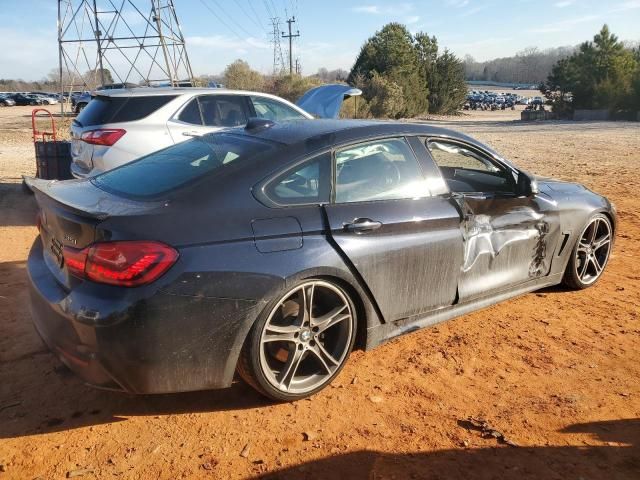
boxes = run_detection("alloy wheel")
[575,216,612,285]
[259,280,354,395]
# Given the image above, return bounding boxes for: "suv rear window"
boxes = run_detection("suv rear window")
[75,95,176,127]
[92,133,274,199]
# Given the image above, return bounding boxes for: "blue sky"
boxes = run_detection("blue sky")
[2,0,640,80]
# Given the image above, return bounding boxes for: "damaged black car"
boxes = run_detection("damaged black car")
[27,119,615,401]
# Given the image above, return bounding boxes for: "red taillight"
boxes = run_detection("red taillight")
[64,246,88,277]
[80,128,126,146]
[64,241,178,287]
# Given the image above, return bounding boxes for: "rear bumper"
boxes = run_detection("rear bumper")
[27,238,261,394]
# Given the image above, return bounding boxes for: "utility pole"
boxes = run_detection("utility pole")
[282,16,300,75]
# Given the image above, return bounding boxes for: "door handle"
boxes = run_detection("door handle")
[344,218,382,233]
[182,131,202,137]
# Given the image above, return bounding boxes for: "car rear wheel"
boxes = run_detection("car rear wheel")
[562,213,612,289]
[237,279,357,401]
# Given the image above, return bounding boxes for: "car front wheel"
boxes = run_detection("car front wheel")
[562,213,612,289]
[237,279,357,401]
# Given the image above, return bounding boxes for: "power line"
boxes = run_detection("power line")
[262,0,274,18]
[248,1,266,30]
[198,0,245,40]
[209,0,255,38]
[236,0,266,31]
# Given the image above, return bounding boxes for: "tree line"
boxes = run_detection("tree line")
[542,25,640,116]
[463,46,576,85]
[224,23,468,118]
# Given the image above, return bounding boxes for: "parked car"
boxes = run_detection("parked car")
[96,82,139,91]
[32,94,59,105]
[71,91,92,113]
[27,119,616,401]
[0,94,16,106]
[9,93,46,106]
[69,87,314,178]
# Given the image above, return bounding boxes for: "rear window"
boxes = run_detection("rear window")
[92,133,273,199]
[75,95,176,127]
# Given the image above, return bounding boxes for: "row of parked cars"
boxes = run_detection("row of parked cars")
[0,92,61,106]
[464,90,545,111]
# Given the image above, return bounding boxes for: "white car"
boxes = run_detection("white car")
[69,88,313,178]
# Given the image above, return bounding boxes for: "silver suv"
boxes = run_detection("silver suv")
[70,88,313,178]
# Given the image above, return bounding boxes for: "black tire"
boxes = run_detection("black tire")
[237,278,357,402]
[562,213,612,290]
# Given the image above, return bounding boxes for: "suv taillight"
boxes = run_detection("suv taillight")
[63,241,178,287]
[80,129,126,146]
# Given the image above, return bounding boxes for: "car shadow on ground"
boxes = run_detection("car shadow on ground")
[0,354,270,439]
[0,259,269,440]
[252,418,640,480]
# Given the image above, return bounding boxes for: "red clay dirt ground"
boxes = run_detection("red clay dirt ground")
[0,107,639,479]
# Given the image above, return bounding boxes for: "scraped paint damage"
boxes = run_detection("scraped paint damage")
[460,208,549,278]
[454,197,555,301]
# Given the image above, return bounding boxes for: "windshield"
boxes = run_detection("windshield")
[92,133,274,199]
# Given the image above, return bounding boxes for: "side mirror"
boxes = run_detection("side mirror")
[517,172,539,197]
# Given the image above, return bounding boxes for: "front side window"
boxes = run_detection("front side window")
[427,140,516,194]
[190,95,249,127]
[334,138,429,203]
[264,153,330,205]
[251,96,306,121]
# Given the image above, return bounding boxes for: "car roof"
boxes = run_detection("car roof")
[232,119,479,149]
[96,87,281,98]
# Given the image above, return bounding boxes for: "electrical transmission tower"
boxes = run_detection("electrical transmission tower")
[57,0,194,109]
[281,16,300,75]
[270,17,286,75]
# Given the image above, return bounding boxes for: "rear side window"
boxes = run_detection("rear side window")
[92,134,273,199]
[178,98,202,124]
[76,95,176,126]
[264,153,331,206]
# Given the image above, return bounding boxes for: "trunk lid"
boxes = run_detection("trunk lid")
[27,177,165,289]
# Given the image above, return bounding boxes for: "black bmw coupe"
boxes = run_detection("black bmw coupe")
[27,119,615,401]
